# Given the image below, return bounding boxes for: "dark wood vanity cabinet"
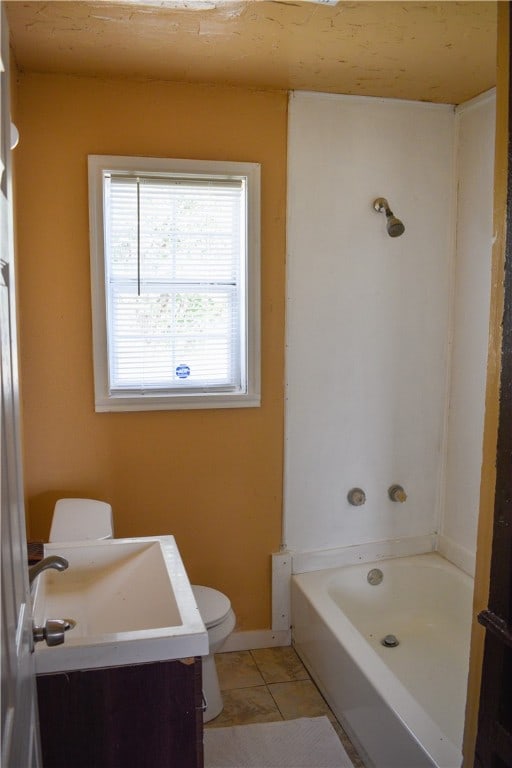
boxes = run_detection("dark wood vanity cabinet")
[37,656,204,768]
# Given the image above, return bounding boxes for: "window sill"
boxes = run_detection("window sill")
[94,393,261,412]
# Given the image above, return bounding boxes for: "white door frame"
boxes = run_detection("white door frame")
[0,5,42,766]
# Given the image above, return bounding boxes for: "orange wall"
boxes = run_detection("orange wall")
[14,73,287,631]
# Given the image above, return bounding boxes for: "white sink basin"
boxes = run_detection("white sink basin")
[32,536,208,674]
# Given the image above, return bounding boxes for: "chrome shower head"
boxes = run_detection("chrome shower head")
[373,198,405,238]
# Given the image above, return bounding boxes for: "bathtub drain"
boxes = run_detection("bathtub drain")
[381,634,399,647]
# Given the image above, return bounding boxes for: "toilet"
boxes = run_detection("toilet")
[192,585,236,722]
[48,498,236,722]
[49,498,114,542]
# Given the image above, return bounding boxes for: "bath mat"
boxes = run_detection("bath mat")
[204,716,353,768]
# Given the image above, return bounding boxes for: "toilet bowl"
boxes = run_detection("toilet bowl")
[192,585,236,722]
[48,499,236,722]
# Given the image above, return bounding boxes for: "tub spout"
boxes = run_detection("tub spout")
[29,555,69,586]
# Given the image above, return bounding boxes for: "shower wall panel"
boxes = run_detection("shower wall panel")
[440,91,496,576]
[284,91,455,554]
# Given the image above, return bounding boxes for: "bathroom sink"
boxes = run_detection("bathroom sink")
[31,536,208,674]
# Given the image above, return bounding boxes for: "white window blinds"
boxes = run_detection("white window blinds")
[104,174,246,394]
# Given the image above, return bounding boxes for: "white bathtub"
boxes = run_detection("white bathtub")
[291,552,472,768]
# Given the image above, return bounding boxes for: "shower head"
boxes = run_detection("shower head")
[386,216,405,238]
[373,198,405,238]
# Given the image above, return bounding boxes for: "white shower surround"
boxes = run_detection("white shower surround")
[284,90,495,573]
[440,91,496,576]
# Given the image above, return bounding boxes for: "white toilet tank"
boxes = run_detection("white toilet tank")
[49,498,114,542]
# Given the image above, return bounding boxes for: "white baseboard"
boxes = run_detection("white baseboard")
[437,534,475,577]
[221,629,291,653]
[291,534,436,574]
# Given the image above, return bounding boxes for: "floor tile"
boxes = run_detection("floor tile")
[215,650,265,690]
[205,686,283,728]
[209,647,361,767]
[268,679,336,722]
[250,646,309,684]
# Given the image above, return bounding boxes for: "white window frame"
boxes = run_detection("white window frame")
[88,155,261,412]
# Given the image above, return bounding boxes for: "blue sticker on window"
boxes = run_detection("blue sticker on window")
[175,364,191,379]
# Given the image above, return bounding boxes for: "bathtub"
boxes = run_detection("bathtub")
[291,552,472,768]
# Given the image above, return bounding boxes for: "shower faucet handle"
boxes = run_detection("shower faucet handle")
[347,488,366,506]
[388,485,407,503]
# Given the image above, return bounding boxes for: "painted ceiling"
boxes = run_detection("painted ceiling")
[6,1,497,104]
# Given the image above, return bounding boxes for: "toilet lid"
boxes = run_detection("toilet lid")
[192,585,232,629]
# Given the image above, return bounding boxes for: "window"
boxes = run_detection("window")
[88,155,261,411]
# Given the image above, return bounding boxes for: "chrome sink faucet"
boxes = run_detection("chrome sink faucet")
[29,555,69,586]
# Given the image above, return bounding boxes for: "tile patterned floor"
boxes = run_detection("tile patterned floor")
[205,646,365,768]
